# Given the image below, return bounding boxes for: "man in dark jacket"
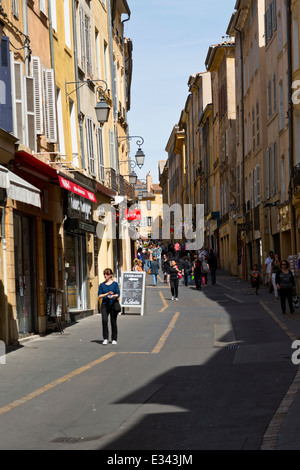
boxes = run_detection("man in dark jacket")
[208,249,218,285]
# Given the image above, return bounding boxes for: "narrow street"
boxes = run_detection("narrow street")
[0,270,298,451]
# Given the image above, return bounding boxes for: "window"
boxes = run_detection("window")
[254,37,258,70]
[255,164,261,205]
[256,101,260,146]
[268,79,272,118]
[265,0,277,45]
[279,80,284,130]
[266,147,270,199]
[49,0,57,32]
[39,0,47,15]
[56,88,66,157]
[86,117,96,176]
[79,7,92,76]
[252,106,255,151]
[250,45,254,77]
[12,0,19,19]
[273,73,276,111]
[69,99,79,167]
[64,0,72,49]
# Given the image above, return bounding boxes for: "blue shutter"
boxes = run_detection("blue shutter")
[0,36,13,133]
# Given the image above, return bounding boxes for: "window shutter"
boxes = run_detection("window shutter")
[272,0,277,32]
[24,76,36,151]
[43,68,57,143]
[266,148,270,199]
[80,7,86,72]
[256,165,261,204]
[31,56,43,134]
[109,129,115,169]
[85,15,92,77]
[86,117,95,176]
[12,60,25,142]
[97,126,105,182]
[0,37,13,133]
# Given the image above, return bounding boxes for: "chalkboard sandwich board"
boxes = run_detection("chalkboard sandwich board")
[120,271,146,315]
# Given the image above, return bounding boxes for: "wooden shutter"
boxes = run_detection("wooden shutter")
[266,148,270,199]
[31,56,43,134]
[86,117,95,176]
[24,76,36,151]
[96,126,105,182]
[80,7,86,72]
[43,68,57,143]
[12,60,25,142]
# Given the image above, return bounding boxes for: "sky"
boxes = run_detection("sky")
[124,0,236,184]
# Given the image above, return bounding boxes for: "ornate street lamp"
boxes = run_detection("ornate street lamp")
[65,79,110,124]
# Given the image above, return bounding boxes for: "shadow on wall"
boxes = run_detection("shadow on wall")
[0,280,18,346]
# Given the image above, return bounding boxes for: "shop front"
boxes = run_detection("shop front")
[63,188,97,319]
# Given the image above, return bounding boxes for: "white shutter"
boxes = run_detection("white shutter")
[31,56,43,134]
[256,165,261,204]
[249,171,253,209]
[43,68,57,143]
[24,76,36,151]
[11,60,25,142]
[97,126,105,182]
[85,15,92,77]
[86,117,95,176]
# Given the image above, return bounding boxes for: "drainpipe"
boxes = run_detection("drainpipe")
[22,0,30,75]
[1,194,8,344]
[286,0,297,254]
[71,0,85,169]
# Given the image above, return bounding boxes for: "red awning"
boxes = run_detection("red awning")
[15,151,59,181]
[58,175,97,203]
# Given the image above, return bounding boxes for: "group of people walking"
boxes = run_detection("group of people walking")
[97,243,299,346]
[251,250,297,315]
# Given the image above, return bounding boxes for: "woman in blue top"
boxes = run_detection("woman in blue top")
[98,268,120,345]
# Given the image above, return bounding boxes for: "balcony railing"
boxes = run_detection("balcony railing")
[124,179,135,200]
[105,168,117,193]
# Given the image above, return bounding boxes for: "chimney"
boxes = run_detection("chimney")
[146,171,152,193]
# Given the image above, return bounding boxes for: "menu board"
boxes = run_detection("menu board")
[120,271,146,315]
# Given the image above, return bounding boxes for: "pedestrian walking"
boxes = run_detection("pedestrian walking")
[263,251,275,292]
[275,260,296,314]
[161,253,170,283]
[208,249,218,285]
[182,256,192,287]
[133,258,143,272]
[201,256,210,286]
[150,256,159,286]
[192,255,202,290]
[167,259,181,301]
[250,264,260,295]
[98,268,120,345]
[271,254,281,300]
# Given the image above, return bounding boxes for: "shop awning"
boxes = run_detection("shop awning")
[58,175,97,203]
[0,165,41,208]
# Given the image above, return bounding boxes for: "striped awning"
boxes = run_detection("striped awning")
[0,165,41,208]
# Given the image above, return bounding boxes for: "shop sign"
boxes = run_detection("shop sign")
[67,192,92,221]
[59,175,97,202]
[125,209,141,221]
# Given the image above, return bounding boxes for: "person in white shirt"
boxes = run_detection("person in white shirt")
[263,251,274,292]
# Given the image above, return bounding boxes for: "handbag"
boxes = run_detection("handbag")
[177,272,182,279]
[113,298,122,313]
[293,295,299,309]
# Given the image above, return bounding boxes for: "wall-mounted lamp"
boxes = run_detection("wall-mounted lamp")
[65,79,110,125]
[118,135,145,169]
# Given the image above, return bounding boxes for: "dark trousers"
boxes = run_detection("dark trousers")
[210,268,216,285]
[194,273,202,290]
[279,288,294,313]
[101,303,118,341]
[170,279,179,298]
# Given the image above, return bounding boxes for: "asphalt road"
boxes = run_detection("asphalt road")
[0,271,297,453]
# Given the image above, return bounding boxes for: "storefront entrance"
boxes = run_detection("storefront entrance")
[14,214,37,334]
[65,233,88,310]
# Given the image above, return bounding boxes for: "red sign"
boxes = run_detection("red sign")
[58,176,97,202]
[125,209,141,221]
